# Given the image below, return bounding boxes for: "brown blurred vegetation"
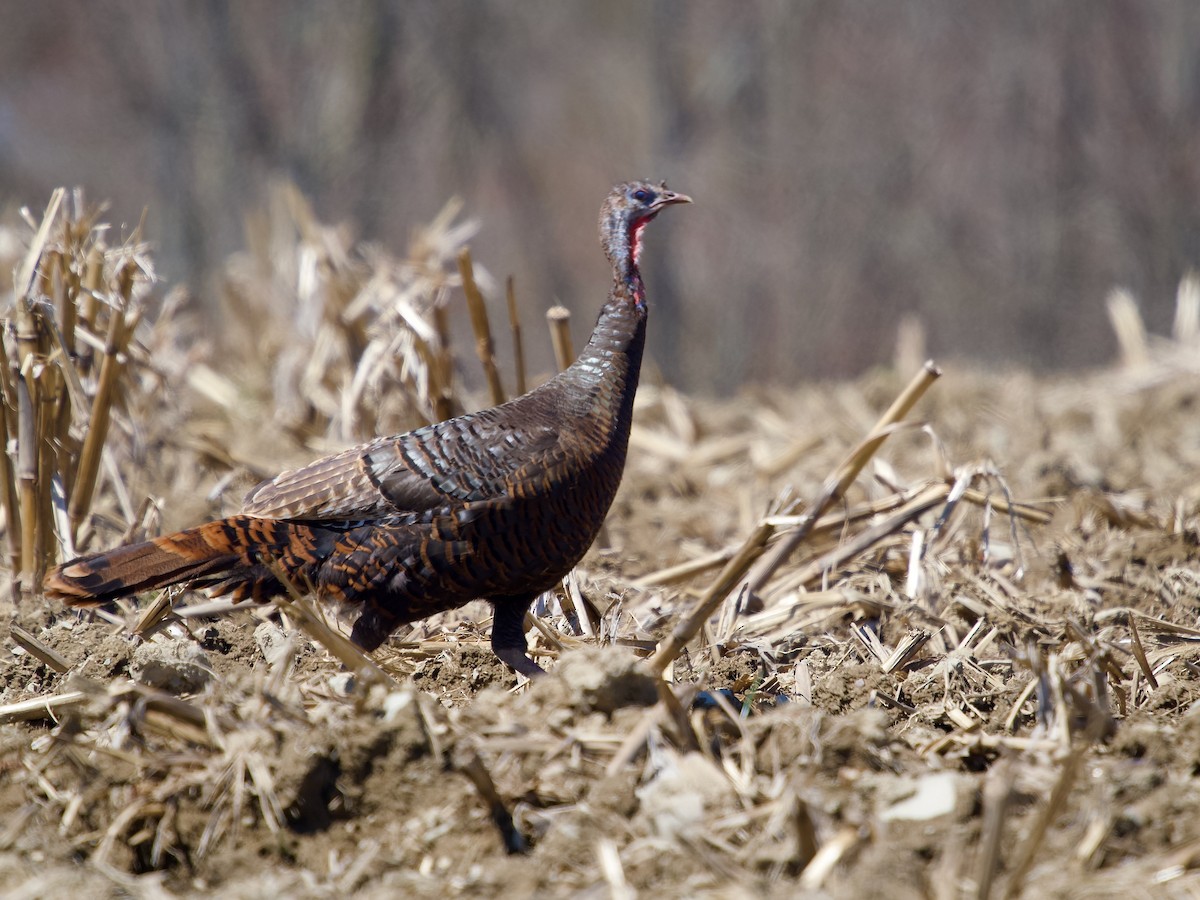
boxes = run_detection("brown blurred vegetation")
[3,1,1200,392]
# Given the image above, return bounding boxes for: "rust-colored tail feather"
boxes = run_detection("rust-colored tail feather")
[44,516,306,608]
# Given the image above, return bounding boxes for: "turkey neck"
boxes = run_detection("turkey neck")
[549,265,647,454]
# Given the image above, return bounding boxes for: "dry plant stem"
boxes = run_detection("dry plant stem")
[1004,678,1039,732]
[606,704,665,776]
[1096,607,1200,639]
[933,732,1066,756]
[0,689,89,724]
[759,434,823,480]
[525,610,566,657]
[140,709,211,747]
[635,543,746,588]
[647,362,940,676]
[639,484,950,589]
[0,332,15,415]
[280,596,396,689]
[39,303,90,418]
[56,252,77,358]
[596,839,633,900]
[799,827,861,891]
[656,679,701,753]
[407,337,443,428]
[1127,612,1158,690]
[506,276,527,395]
[16,352,40,578]
[37,364,62,573]
[454,745,528,854]
[96,799,158,870]
[882,630,930,674]
[133,592,175,636]
[79,246,104,370]
[546,305,574,373]
[745,360,942,596]
[786,482,951,591]
[647,522,774,675]
[458,248,505,404]
[1003,750,1084,898]
[67,293,128,538]
[431,302,456,421]
[261,559,399,687]
[14,189,64,301]
[1107,288,1148,367]
[12,197,61,579]
[9,624,72,673]
[960,487,1052,525]
[12,205,76,578]
[0,367,18,575]
[974,756,1016,900]
[416,688,527,854]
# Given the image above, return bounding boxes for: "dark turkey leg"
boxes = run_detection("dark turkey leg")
[490,599,545,676]
[350,600,399,652]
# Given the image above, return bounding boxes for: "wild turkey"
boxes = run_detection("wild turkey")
[45,180,691,676]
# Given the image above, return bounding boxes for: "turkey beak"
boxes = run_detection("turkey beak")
[652,190,692,210]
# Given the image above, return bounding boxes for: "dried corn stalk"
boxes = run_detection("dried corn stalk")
[0,189,158,587]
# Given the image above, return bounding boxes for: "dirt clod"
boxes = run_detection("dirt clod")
[130,638,212,693]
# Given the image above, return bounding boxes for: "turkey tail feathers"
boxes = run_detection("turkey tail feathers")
[44,517,286,607]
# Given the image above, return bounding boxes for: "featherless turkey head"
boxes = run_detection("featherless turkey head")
[600,181,691,280]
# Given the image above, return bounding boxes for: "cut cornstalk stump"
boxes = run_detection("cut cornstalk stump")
[547,305,574,373]
[506,276,527,395]
[458,247,505,405]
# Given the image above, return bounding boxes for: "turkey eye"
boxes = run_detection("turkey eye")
[632,188,652,203]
